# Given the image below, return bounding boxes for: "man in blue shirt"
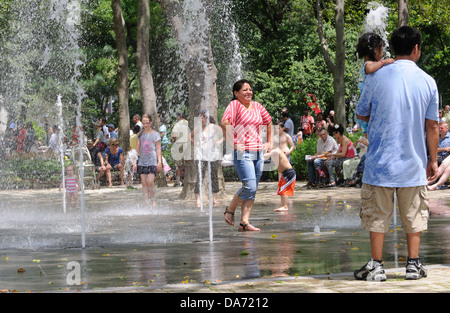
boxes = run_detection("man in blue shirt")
[437,121,450,165]
[107,124,119,140]
[355,26,439,281]
[281,109,295,141]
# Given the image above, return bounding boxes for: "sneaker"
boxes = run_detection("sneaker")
[354,258,386,281]
[405,258,427,280]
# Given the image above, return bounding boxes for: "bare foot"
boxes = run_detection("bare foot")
[274,206,288,212]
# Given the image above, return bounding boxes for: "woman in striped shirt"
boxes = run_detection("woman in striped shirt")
[221,79,273,231]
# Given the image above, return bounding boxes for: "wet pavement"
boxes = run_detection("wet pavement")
[0,181,449,294]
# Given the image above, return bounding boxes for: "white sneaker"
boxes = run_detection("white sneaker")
[354,258,387,281]
[405,258,427,280]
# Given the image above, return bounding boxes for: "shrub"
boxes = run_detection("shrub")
[291,137,318,180]
[0,155,64,189]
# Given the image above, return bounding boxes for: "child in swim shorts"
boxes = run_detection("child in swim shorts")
[265,148,296,211]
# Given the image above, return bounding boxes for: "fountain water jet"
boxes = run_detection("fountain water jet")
[363,2,391,56]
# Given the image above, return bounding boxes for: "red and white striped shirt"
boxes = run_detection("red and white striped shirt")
[221,100,272,151]
[65,176,78,194]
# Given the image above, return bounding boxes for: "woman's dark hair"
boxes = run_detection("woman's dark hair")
[390,26,422,56]
[232,79,252,100]
[332,123,345,135]
[356,32,384,61]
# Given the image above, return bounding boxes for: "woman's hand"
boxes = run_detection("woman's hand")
[264,141,272,153]
[234,144,245,153]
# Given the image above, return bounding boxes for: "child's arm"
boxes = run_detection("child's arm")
[286,135,295,155]
[135,136,141,156]
[365,58,395,74]
[156,140,162,172]
[133,157,138,173]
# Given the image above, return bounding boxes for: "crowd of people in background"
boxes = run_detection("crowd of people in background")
[1,98,448,195]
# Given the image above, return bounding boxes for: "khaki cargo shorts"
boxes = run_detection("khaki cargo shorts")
[360,184,429,233]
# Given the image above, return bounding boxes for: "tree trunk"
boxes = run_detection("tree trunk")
[180,39,220,200]
[111,0,130,151]
[315,0,346,125]
[158,0,224,200]
[334,0,346,126]
[398,0,409,26]
[137,0,166,187]
[137,0,158,122]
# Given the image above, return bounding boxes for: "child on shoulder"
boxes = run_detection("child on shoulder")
[264,148,296,212]
[355,32,395,133]
[356,32,394,78]
[59,164,80,210]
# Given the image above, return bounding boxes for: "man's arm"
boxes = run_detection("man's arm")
[356,113,370,122]
[426,118,439,180]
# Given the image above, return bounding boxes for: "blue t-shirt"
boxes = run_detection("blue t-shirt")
[356,60,439,187]
[105,146,123,166]
[438,132,450,160]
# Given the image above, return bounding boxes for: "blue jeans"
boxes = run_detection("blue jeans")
[307,158,326,183]
[233,150,264,201]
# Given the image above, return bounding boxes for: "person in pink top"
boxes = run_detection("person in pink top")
[221,79,273,231]
[59,164,80,210]
[325,123,355,187]
[315,112,327,134]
